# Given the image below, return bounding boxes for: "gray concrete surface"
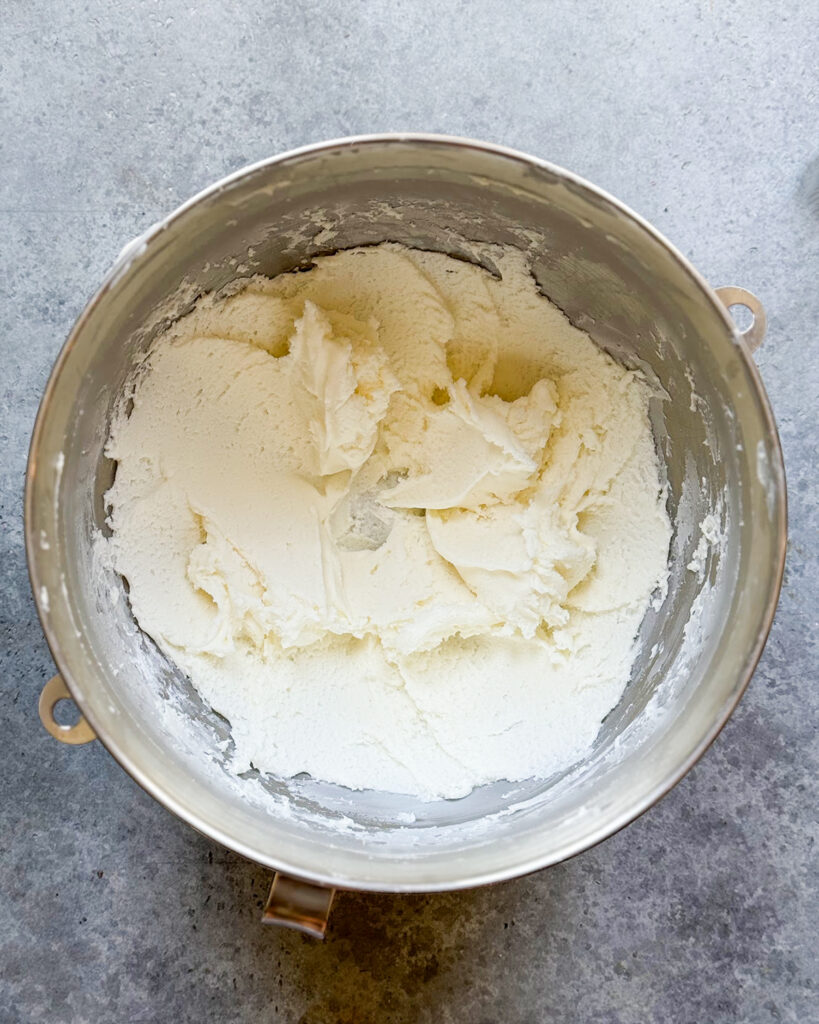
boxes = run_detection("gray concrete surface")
[2,2,817,1021]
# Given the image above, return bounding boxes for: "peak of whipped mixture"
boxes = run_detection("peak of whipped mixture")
[105,243,671,800]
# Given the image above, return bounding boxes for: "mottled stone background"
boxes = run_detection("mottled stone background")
[1,2,816,1021]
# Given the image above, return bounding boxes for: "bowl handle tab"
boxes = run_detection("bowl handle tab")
[716,286,767,354]
[261,872,336,939]
[38,674,96,745]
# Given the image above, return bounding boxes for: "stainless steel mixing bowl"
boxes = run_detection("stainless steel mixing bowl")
[26,134,786,935]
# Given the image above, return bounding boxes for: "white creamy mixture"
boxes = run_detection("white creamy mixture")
[105,244,671,799]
